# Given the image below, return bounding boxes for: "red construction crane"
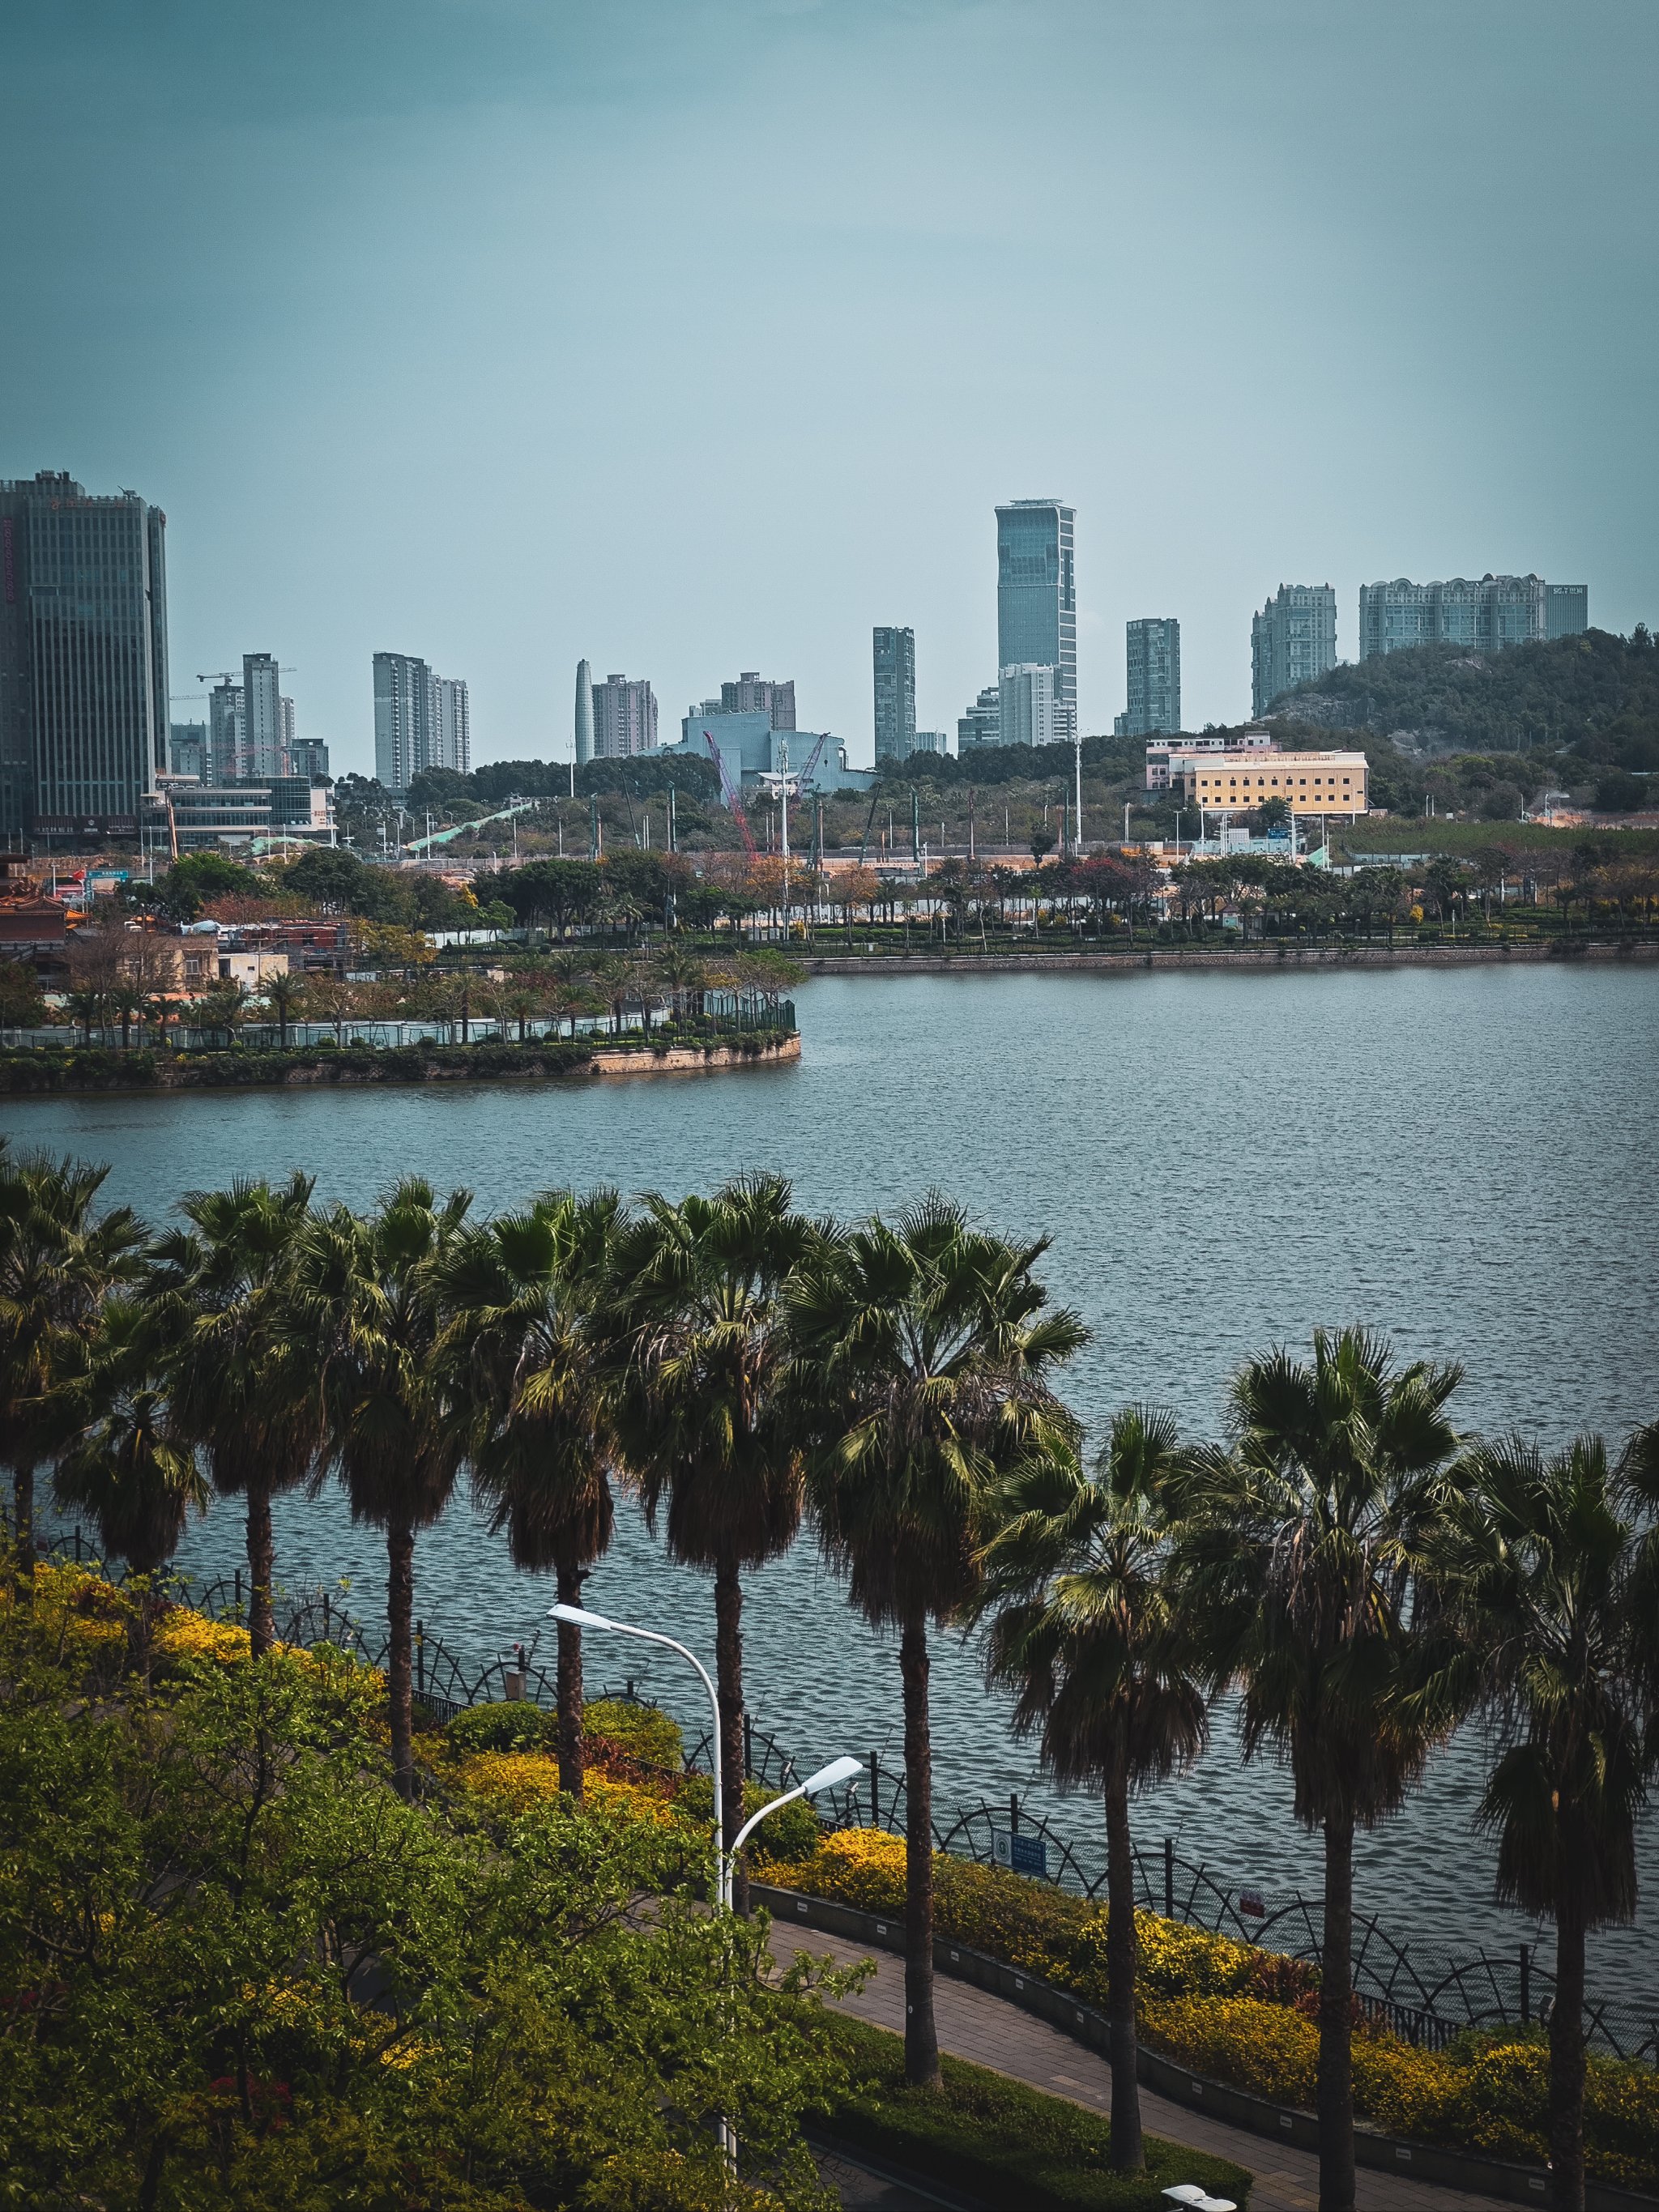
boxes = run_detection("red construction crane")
[703,731,759,863]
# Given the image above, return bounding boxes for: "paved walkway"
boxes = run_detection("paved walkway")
[783,1929,1512,2212]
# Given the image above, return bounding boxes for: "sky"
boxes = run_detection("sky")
[4,0,1656,774]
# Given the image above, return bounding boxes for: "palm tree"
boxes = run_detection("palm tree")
[1433,1428,1659,2212]
[0,1149,143,1588]
[151,1174,323,1656]
[1170,1328,1465,2212]
[292,1178,471,1796]
[262,970,307,1048]
[436,1187,622,1796]
[603,1172,817,1911]
[788,1196,1087,2086]
[52,1290,207,1674]
[979,1404,1208,2169]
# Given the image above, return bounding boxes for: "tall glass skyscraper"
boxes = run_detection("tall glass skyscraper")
[996,501,1075,740]
[1124,618,1180,737]
[0,471,168,837]
[872,627,916,763]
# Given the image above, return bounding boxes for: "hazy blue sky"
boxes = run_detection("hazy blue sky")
[5,1,1655,773]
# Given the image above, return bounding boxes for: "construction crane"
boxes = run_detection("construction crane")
[703,732,758,863]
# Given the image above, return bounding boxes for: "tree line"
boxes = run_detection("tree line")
[2,1149,1656,2212]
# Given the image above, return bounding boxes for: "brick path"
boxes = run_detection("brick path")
[785,1929,1513,2212]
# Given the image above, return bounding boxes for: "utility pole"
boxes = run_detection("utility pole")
[1073,731,1083,856]
[911,787,920,867]
[667,783,677,854]
[589,796,600,861]
[968,786,976,863]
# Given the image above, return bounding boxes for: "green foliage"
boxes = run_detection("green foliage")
[1267,629,1659,769]
[818,2014,1252,2210]
[444,1697,555,1754]
[150,851,267,921]
[586,1694,685,1770]
[0,961,46,1025]
[0,1615,851,2210]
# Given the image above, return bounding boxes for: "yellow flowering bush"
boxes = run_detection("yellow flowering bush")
[153,1609,253,1667]
[764,1822,1659,2188]
[454,1750,564,1812]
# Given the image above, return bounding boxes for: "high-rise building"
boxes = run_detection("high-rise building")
[280,694,296,768]
[168,722,208,779]
[373,652,469,792]
[720,671,795,730]
[1251,584,1338,715]
[911,730,950,757]
[373,652,432,795]
[872,627,917,764]
[242,654,284,779]
[591,672,657,759]
[957,684,1002,750]
[574,659,594,767]
[207,680,241,786]
[0,471,169,838]
[288,735,330,778]
[1356,574,1589,660]
[1124,618,1181,737]
[433,676,470,774]
[998,663,1059,749]
[996,501,1076,741]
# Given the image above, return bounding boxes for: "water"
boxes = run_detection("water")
[12,965,1659,2011]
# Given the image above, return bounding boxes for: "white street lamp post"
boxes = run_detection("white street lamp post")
[549,1600,862,2179]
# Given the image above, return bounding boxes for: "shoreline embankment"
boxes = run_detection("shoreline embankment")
[800,939,1659,977]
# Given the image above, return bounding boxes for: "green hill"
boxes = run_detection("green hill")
[1264,629,1659,773]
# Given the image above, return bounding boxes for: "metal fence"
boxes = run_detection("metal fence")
[27,1528,1659,2067]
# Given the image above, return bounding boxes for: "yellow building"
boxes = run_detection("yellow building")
[1179,748,1368,816]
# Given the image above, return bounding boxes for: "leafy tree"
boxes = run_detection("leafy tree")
[261,968,307,1047]
[150,852,266,922]
[284,846,412,923]
[436,1189,622,1796]
[496,858,601,936]
[789,1196,1087,2086]
[0,1627,850,2208]
[291,1179,472,1795]
[979,1404,1208,2169]
[0,960,46,1027]
[151,1175,324,1656]
[604,1174,817,1912]
[1432,1428,1659,2212]
[1170,1329,1466,2212]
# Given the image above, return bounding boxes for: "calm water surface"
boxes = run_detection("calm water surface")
[11,967,1658,2001]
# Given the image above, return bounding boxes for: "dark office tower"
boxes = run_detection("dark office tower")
[720,671,796,730]
[872,627,916,764]
[0,471,169,838]
[1124,618,1181,737]
[996,501,1076,740]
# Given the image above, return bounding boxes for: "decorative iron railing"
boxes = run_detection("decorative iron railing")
[23,1524,1659,2067]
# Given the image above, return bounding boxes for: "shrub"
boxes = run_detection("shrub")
[584,1695,684,1772]
[766,1825,1658,2189]
[444,1698,553,1754]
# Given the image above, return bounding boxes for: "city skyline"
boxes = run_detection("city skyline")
[2,2,1649,775]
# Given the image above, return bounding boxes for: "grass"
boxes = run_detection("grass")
[820,2013,1252,2211]
[1339,817,1659,858]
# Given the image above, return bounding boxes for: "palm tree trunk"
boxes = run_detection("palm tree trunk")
[13,1464,35,1598]
[1104,1743,1143,2170]
[1549,1883,1587,2212]
[714,1554,748,1914]
[386,1520,416,1799]
[900,1609,941,2089]
[554,1560,585,1801]
[245,1481,275,1658]
[1317,1813,1356,2212]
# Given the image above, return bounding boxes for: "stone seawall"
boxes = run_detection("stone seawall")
[803,940,1659,978]
[588,1036,800,1075]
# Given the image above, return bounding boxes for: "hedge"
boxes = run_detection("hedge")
[819,2013,1252,2211]
[766,1827,1659,2192]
